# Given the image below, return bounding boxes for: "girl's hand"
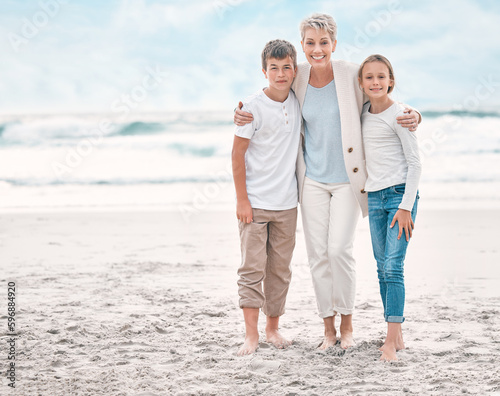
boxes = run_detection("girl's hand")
[234,102,254,126]
[396,109,419,132]
[390,209,414,242]
[236,199,253,223]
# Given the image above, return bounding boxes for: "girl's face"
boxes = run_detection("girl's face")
[359,61,393,99]
[301,28,337,68]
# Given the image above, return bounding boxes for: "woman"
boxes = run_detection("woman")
[234,13,420,350]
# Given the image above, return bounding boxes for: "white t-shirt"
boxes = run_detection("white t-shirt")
[235,89,301,210]
[361,102,422,211]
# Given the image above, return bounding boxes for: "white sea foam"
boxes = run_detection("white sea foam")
[0,111,498,209]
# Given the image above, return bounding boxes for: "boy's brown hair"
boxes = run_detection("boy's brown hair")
[261,39,297,70]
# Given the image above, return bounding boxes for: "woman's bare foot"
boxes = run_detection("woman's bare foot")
[319,332,337,350]
[266,329,292,349]
[379,343,398,361]
[237,333,259,356]
[340,331,355,349]
[340,314,355,349]
[319,316,337,350]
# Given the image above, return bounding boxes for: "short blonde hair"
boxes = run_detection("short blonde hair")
[300,13,337,43]
[358,54,396,93]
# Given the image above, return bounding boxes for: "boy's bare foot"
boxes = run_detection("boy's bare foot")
[237,334,259,356]
[265,316,291,349]
[265,329,292,349]
[380,343,398,361]
[238,308,260,356]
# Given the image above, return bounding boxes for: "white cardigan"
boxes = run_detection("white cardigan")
[292,59,369,217]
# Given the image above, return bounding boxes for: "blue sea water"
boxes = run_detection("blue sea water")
[0,110,499,210]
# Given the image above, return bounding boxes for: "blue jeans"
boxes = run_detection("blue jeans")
[368,184,419,323]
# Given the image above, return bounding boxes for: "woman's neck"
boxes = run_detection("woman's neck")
[309,62,334,88]
[368,96,395,114]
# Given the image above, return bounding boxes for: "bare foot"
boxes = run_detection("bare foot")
[340,331,355,349]
[265,329,292,349]
[380,343,398,361]
[237,334,259,356]
[340,317,355,349]
[397,327,405,350]
[379,329,405,351]
[319,330,337,350]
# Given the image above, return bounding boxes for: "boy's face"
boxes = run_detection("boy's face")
[262,56,296,92]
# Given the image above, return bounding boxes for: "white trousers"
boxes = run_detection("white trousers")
[301,177,361,318]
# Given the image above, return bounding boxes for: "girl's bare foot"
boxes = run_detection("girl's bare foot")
[237,333,259,356]
[380,326,405,351]
[380,343,398,361]
[380,322,402,360]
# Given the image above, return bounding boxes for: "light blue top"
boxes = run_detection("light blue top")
[302,80,349,184]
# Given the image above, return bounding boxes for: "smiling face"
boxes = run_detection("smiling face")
[262,56,296,93]
[301,28,337,68]
[359,61,394,99]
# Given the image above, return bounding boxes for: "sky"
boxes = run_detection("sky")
[1,0,500,114]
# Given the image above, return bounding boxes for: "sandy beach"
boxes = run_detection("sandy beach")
[1,205,499,396]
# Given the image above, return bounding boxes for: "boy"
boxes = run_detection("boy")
[232,39,301,356]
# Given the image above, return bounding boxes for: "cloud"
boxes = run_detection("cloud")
[0,0,499,114]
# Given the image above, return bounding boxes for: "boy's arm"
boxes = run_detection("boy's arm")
[232,135,253,223]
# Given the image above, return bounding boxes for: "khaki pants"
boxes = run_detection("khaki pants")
[237,207,297,317]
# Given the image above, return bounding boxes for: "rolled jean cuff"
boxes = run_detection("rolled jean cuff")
[385,315,405,323]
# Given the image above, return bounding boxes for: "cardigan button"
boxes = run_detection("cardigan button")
[353,168,358,173]
[348,147,353,153]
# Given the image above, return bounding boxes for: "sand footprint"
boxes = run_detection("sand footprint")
[249,358,281,373]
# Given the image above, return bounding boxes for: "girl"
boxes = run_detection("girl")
[358,55,422,361]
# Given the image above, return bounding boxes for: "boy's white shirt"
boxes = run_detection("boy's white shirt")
[234,89,301,210]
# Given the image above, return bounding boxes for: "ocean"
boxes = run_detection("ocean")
[0,110,499,212]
